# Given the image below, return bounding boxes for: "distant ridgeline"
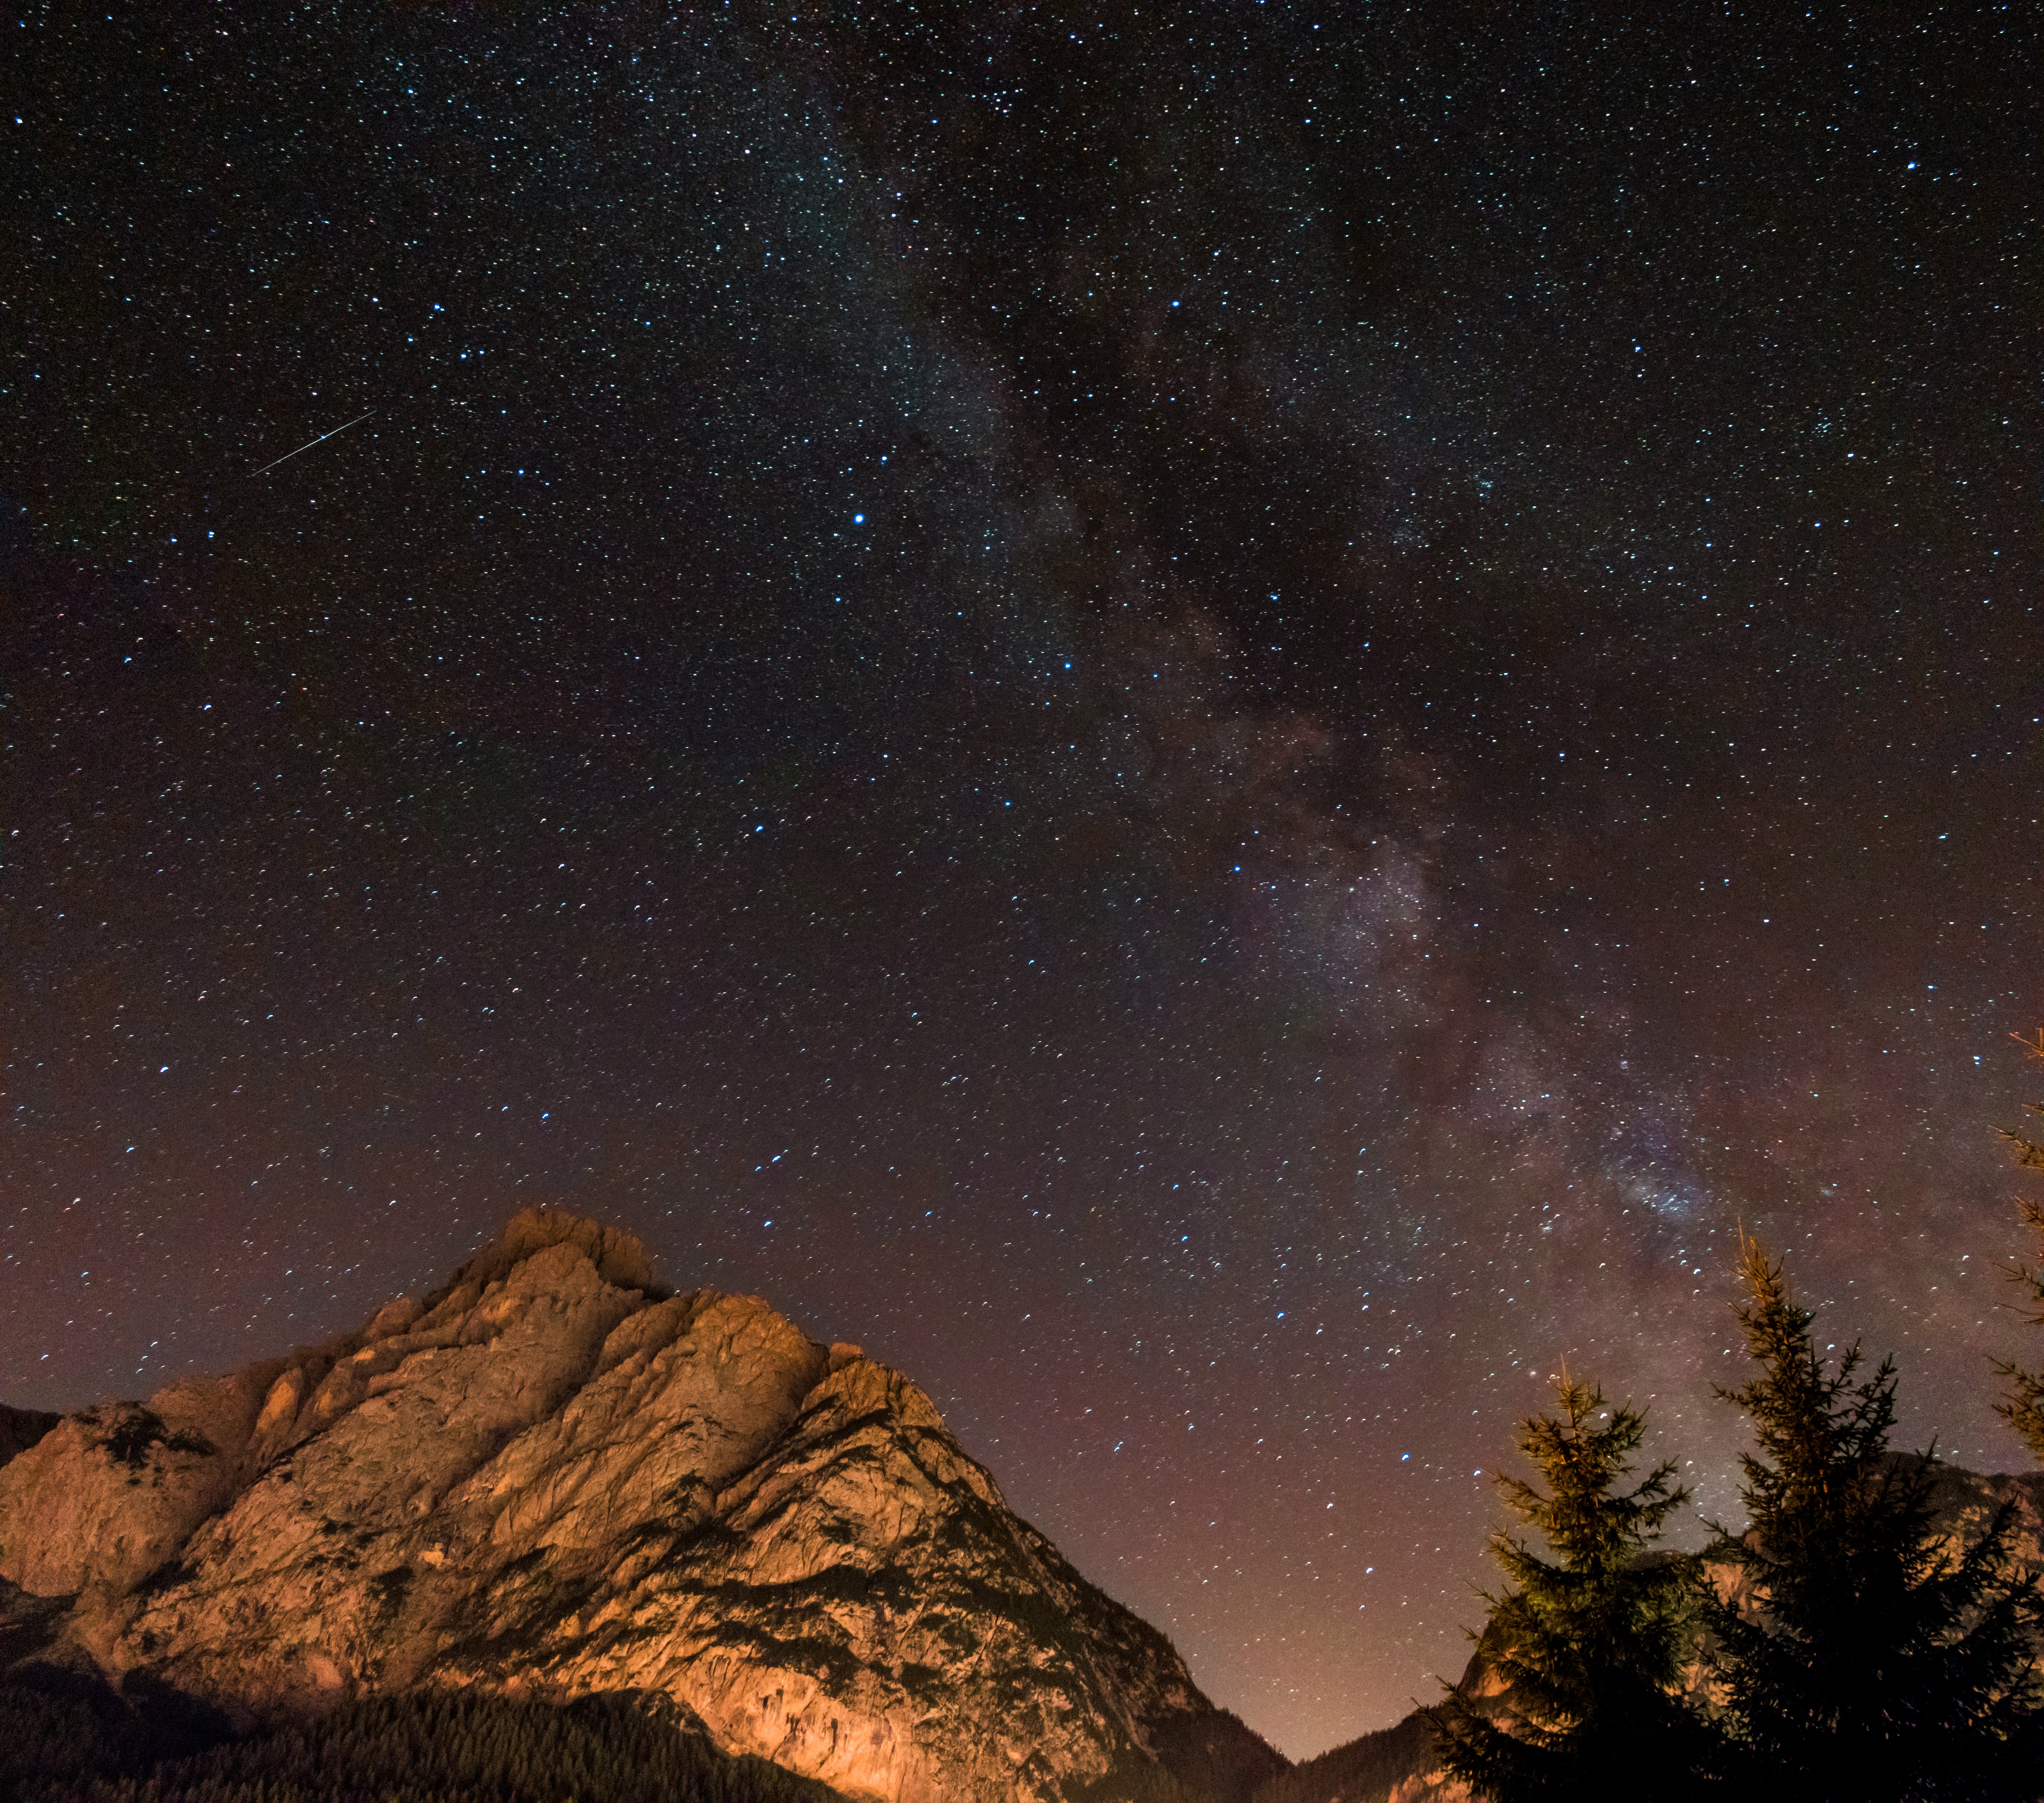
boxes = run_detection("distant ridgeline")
[1249,1717,1438,1803]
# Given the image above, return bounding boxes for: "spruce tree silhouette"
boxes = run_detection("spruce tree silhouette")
[1427,1371,1717,1802]
[1704,1236,2043,1801]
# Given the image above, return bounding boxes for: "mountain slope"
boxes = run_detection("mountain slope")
[0,1209,1281,1803]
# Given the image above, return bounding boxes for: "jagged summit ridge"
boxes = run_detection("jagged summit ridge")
[0,1210,1280,1803]
[442,1204,659,1294]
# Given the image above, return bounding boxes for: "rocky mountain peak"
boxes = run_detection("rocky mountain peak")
[0,1211,1281,1803]
[440,1203,659,1297]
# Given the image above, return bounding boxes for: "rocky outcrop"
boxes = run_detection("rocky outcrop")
[0,1209,1279,1803]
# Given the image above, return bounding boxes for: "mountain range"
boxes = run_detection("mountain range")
[5,1209,2040,1803]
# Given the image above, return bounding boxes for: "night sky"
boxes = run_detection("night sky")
[4,0,2039,1759]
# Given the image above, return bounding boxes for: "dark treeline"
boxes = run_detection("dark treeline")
[0,1678,1272,1803]
[1423,1041,2044,1803]
[0,1682,854,1803]
[1249,1716,1434,1803]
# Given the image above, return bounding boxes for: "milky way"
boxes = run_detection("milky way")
[4,2,2039,1756]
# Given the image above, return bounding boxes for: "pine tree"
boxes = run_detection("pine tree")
[1426,1371,1716,1802]
[1705,1235,2044,1800]
[1993,1028,2044,1463]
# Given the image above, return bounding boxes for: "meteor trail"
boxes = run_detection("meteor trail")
[249,409,374,478]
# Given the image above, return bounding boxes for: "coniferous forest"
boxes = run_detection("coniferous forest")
[1419,1035,2044,1803]
[0,1684,855,1803]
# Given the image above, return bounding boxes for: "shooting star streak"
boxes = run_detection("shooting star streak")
[249,409,375,478]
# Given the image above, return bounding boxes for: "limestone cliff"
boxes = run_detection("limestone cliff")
[0,1209,1281,1803]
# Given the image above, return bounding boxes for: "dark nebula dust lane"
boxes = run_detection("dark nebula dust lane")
[3,0,2038,1758]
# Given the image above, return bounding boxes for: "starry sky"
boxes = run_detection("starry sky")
[3,0,2039,1760]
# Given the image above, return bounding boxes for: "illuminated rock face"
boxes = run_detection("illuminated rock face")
[0,1210,1278,1803]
